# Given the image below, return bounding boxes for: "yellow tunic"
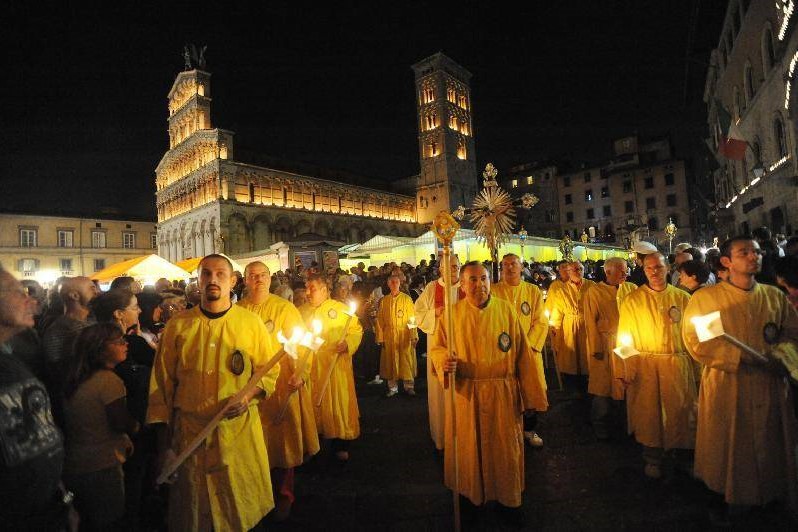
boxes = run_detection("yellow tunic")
[299,298,364,440]
[583,281,637,398]
[238,295,320,469]
[492,280,548,406]
[544,279,566,355]
[375,292,418,381]
[429,297,548,507]
[549,279,595,375]
[617,285,697,449]
[683,281,798,507]
[146,305,279,532]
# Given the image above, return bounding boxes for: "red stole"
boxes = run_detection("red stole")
[434,281,465,309]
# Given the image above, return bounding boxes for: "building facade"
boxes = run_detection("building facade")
[0,212,158,282]
[157,53,478,262]
[704,0,798,237]
[503,162,561,239]
[556,136,693,247]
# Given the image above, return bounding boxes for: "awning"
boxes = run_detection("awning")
[175,254,245,276]
[90,254,190,283]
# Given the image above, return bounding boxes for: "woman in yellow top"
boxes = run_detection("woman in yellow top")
[375,272,418,397]
[62,323,139,529]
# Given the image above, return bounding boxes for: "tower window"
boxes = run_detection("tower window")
[425,142,439,158]
[449,115,457,130]
[511,180,518,188]
[447,87,456,103]
[457,140,467,160]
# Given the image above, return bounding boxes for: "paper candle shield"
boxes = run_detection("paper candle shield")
[691,311,724,342]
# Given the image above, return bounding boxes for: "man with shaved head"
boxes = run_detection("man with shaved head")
[41,276,98,377]
[430,261,547,524]
[238,261,318,520]
[582,257,637,438]
[617,252,697,479]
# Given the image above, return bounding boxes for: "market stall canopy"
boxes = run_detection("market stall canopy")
[90,254,190,283]
[176,254,245,276]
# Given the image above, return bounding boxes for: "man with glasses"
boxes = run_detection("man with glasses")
[583,257,637,439]
[617,252,697,479]
[683,237,798,521]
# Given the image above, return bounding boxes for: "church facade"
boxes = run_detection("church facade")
[156,53,477,262]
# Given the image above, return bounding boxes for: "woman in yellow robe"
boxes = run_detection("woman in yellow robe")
[300,275,363,461]
[430,262,548,509]
[683,242,798,510]
[375,275,418,396]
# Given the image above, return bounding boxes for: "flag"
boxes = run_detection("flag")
[715,99,747,160]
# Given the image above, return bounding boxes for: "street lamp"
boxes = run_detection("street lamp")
[518,226,528,263]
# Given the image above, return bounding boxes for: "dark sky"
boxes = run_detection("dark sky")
[1,1,726,220]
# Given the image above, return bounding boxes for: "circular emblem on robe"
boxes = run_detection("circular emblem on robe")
[668,306,682,324]
[520,301,531,316]
[230,350,245,376]
[328,308,338,320]
[265,320,275,333]
[498,332,512,353]
[763,322,781,345]
[397,309,404,318]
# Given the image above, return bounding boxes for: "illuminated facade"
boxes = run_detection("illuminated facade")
[412,53,478,224]
[704,0,798,236]
[156,64,430,261]
[0,212,158,283]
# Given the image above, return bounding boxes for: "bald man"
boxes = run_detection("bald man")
[41,276,98,376]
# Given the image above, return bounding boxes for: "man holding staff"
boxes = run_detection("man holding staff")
[375,270,418,397]
[492,253,548,447]
[414,254,464,451]
[238,261,319,521]
[300,273,363,462]
[430,261,548,524]
[683,237,798,518]
[147,254,279,531]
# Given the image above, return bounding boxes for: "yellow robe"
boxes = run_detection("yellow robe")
[375,292,418,381]
[549,279,595,375]
[617,285,697,449]
[583,281,637,398]
[146,305,279,532]
[544,279,566,355]
[299,298,364,440]
[492,280,548,406]
[683,281,798,507]
[238,295,320,468]
[429,297,548,507]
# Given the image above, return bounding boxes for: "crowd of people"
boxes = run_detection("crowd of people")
[0,225,797,530]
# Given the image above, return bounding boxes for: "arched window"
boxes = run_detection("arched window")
[744,63,755,103]
[774,115,788,157]
[762,26,775,71]
[750,139,761,175]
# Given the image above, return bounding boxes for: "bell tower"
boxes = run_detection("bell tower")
[412,53,477,224]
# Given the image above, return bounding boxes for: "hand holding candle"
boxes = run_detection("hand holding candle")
[690,311,768,364]
[276,320,323,424]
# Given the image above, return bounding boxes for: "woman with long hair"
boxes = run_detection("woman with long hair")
[62,323,139,529]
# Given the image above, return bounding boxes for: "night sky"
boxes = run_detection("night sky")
[1,2,726,220]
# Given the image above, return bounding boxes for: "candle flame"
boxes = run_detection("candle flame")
[619,333,633,347]
[348,300,358,315]
[312,319,323,335]
[290,326,304,344]
[691,311,723,342]
[298,331,314,351]
[544,309,550,319]
[277,330,288,345]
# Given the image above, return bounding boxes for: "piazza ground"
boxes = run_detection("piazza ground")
[259,359,795,531]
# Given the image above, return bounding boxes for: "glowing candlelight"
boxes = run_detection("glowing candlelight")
[690,311,723,342]
[545,309,555,326]
[407,315,417,329]
[613,333,639,360]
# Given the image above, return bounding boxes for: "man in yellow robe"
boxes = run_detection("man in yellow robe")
[238,261,319,521]
[583,257,637,438]
[300,273,363,462]
[683,236,798,516]
[147,254,279,531]
[617,252,697,479]
[493,253,548,447]
[414,254,463,451]
[549,261,595,387]
[375,271,418,397]
[430,261,548,523]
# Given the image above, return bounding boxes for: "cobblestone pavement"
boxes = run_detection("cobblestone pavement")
[263,361,795,531]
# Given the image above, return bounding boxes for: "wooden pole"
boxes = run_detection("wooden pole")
[274,342,317,424]
[156,346,288,484]
[441,244,461,532]
[315,308,356,408]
